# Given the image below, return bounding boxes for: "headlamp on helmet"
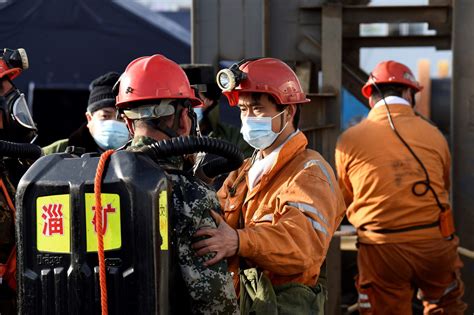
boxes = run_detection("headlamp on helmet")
[216,58,261,92]
[0,48,29,81]
[2,48,29,71]
[216,68,240,92]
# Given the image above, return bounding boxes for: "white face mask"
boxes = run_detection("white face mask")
[92,119,130,150]
[240,110,288,150]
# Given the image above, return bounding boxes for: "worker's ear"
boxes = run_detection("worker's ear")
[402,88,416,107]
[85,112,95,132]
[286,104,296,122]
[85,112,93,123]
[123,116,135,136]
[177,107,191,136]
[368,96,376,108]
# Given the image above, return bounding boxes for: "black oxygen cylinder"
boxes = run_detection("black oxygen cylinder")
[15,150,174,315]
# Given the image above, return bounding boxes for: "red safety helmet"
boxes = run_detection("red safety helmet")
[362,60,422,99]
[0,48,28,80]
[115,54,202,109]
[217,58,310,106]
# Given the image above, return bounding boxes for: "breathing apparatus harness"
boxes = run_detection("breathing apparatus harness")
[93,100,244,314]
[360,75,454,238]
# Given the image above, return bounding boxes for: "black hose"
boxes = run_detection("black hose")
[0,140,42,160]
[139,136,244,178]
[370,79,446,212]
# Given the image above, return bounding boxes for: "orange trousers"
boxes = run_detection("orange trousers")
[356,237,466,315]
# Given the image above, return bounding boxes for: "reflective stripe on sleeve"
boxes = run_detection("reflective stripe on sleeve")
[359,302,372,309]
[359,293,368,300]
[304,159,335,192]
[287,202,328,235]
[258,214,274,222]
[287,202,329,225]
[310,219,328,235]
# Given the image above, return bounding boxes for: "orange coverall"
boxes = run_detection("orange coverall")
[336,104,466,314]
[218,131,346,291]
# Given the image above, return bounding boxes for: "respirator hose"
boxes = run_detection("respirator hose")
[139,136,244,178]
[0,140,42,160]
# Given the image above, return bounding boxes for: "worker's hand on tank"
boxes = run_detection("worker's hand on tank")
[192,210,239,267]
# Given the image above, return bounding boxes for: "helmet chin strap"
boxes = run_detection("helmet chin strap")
[174,100,198,137]
[157,124,179,138]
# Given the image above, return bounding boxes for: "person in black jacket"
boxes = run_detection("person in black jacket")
[43,72,130,154]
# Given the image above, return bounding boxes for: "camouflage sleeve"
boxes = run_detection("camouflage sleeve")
[170,173,239,315]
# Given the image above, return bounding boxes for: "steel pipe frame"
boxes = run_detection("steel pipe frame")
[300,4,451,25]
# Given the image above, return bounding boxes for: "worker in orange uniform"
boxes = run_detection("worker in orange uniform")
[192,58,346,313]
[335,60,467,314]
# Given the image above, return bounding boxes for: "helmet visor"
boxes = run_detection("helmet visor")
[12,93,36,130]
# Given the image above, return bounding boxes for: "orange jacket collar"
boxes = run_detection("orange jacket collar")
[266,131,308,177]
[368,104,415,121]
[245,131,308,201]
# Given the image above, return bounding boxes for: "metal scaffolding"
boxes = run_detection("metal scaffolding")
[451,0,474,311]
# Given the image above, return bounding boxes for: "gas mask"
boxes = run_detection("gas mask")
[0,48,36,143]
[0,88,37,143]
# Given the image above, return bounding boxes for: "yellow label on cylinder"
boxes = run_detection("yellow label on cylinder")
[159,191,168,250]
[85,193,122,252]
[37,195,71,253]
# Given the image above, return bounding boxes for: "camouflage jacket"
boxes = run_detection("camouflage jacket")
[129,136,239,315]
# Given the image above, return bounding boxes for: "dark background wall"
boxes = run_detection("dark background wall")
[0,0,190,146]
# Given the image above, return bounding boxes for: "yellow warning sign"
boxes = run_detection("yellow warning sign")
[85,193,122,252]
[159,191,168,250]
[37,195,70,253]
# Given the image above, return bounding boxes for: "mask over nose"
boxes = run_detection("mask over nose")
[240,110,288,150]
[91,119,130,150]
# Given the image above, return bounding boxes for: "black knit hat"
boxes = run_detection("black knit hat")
[87,72,120,113]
